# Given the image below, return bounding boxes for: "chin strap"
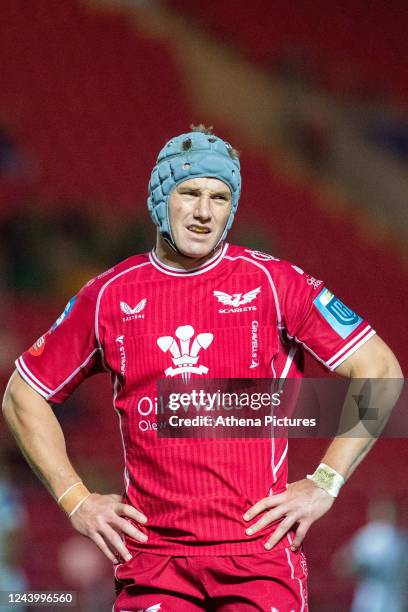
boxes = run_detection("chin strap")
[162,233,178,253]
[161,234,225,258]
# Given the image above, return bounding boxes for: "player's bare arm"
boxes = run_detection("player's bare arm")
[243,334,403,551]
[2,370,148,562]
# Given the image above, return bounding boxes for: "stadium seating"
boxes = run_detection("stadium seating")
[1,1,407,607]
[166,0,408,101]
[0,0,190,209]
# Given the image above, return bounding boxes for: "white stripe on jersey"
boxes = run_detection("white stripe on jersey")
[16,356,52,396]
[273,441,288,483]
[150,243,228,275]
[326,325,373,367]
[225,255,282,326]
[285,548,306,612]
[48,349,99,399]
[329,328,376,370]
[95,262,151,345]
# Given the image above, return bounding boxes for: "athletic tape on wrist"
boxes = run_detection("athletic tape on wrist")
[58,482,91,516]
[68,493,91,518]
[306,463,345,498]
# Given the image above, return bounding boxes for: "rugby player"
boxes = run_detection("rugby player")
[3,125,402,611]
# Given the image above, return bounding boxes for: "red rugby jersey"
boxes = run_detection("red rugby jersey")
[16,244,374,555]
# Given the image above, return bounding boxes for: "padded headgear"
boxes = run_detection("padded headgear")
[147,130,241,248]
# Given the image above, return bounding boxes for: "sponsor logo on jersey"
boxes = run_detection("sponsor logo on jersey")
[213,287,261,313]
[51,296,77,331]
[244,249,279,261]
[28,335,46,356]
[250,320,259,369]
[116,335,126,376]
[120,298,147,321]
[157,325,213,380]
[306,275,322,290]
[314,288,362,338]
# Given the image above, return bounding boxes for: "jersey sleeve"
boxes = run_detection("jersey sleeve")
[15,282,104,404]
[277,262,375,371]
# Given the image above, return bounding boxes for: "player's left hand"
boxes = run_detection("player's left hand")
[243,479,335,551]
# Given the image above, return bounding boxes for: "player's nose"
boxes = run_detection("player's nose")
[193,194,212,221]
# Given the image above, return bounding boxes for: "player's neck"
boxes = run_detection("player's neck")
[154,234,223,271]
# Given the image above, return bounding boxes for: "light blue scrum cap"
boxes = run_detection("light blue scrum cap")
[147,130,241,249]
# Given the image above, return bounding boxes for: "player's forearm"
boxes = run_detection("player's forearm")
[319,436,376,481]
[2,371,82,500]
[321,345,403,482]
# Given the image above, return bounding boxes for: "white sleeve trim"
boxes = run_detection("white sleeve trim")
[15,357,51,399]
[287,326,375,372]
[326,325,372,367]
[15,347,100,402]
[328,328,376,371]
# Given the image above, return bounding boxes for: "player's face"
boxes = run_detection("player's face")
[168,177,232,259]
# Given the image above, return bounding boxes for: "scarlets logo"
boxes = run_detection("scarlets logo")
[157,325,213,380]
[213,287,261,313]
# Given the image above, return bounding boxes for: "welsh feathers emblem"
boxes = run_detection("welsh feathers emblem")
[157,325,213,380]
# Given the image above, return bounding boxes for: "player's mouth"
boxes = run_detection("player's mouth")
[187,225,211,235]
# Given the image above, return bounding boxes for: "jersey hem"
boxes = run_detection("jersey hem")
[125,532,293,557]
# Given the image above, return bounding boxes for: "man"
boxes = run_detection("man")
[3,125,403,611]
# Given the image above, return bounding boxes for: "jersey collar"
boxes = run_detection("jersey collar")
[149,243,229,276]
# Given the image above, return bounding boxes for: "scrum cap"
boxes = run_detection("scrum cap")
[147,130,241,248]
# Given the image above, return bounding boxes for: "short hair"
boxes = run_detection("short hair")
[190,123,240,161]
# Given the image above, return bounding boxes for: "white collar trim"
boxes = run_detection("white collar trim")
[149,243,229,276]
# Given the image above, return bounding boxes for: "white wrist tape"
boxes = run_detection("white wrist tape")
[306,463,345,498]
[68,493,91,518]
[57,481,82,503]
[57,482,91,516]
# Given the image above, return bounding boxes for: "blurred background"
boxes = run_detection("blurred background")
[0,1,407,610]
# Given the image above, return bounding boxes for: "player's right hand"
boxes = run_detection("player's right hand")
[69,493,148,563]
